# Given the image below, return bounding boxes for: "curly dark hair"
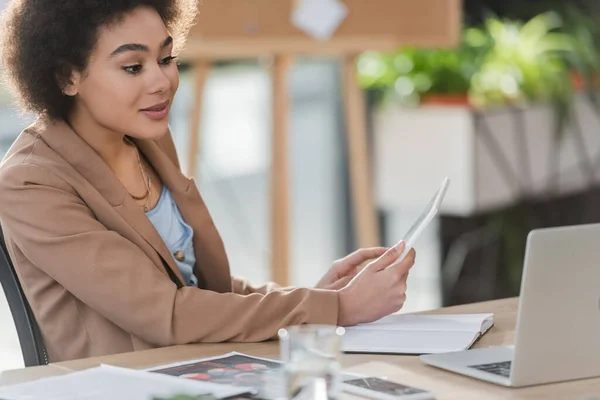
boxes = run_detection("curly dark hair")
[0,0,197,120]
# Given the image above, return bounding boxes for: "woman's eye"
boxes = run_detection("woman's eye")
[160,56,177,65]
[123,64,142,74]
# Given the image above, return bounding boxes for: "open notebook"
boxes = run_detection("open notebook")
[343,313,494,355]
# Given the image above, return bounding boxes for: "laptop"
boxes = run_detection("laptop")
[420,223,600,387]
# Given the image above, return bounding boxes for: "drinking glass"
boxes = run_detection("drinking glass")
[278,325,345,399]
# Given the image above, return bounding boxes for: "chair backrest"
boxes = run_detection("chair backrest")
[0,226,49,366]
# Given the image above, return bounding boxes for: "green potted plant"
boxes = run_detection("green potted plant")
[356,27,487,108]
[557,5,600,112]
[357,11,577,111]
[469,11,574,111]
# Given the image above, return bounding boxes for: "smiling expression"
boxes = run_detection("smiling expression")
[64,6,180,140]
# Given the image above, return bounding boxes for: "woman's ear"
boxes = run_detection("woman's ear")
[56,63,80,96]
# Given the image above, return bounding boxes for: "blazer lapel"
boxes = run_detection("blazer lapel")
[114,196,186,287]
[135,138,233,293]
[36,119,186,286]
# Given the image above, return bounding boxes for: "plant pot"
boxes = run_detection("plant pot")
[373,95,600,217]
[570,70,600,92]
[420,93,471,107]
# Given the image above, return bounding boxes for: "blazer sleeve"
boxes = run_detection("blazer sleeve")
[231,276,296,295]
[0,163,339,346]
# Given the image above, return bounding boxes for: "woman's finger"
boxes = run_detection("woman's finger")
[368,241,406,272]
[340,247,388,268]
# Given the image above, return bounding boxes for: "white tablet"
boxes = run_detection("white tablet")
[388,177,450,268]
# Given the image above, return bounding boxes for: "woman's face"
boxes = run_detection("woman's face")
[66,6,179,140]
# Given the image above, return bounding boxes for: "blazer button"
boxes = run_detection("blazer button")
[174,250,185,262]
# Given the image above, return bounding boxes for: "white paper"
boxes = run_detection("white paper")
[291,0,348,40]
[343,314,494,354]
[0,364,252,400]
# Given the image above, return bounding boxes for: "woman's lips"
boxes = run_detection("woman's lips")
[140,100,170,120]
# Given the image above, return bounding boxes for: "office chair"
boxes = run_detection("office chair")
[0,226,49,366]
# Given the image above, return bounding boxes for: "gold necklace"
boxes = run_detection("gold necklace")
[123,137,152,210]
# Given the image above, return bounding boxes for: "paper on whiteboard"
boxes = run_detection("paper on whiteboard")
[291,0,348,40]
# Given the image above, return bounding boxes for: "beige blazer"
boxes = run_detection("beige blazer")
[0,119,338,362]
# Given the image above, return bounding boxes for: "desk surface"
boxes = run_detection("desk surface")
[2,297,599,399]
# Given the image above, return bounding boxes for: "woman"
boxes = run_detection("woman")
[0,0,415,362]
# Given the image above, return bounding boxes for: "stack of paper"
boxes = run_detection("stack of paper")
[0,364,253,400]
[343,313,494,355]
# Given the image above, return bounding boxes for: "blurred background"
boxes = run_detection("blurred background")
[2,0,600,371]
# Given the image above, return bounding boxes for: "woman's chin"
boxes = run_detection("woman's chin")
[131,117,171,140]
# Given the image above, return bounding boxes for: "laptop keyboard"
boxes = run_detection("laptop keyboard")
[469,361,512,378]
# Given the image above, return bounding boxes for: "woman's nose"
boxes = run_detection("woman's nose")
[147,65,172,94]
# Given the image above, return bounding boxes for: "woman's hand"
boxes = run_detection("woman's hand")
[315,247,388,290]
[336,241,416,327]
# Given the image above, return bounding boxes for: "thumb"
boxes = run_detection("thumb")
[335,247,388,276]
[368,241,406,272]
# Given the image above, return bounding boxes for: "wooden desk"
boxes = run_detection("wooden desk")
[0,365,70,387]
[2,298,600,399]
